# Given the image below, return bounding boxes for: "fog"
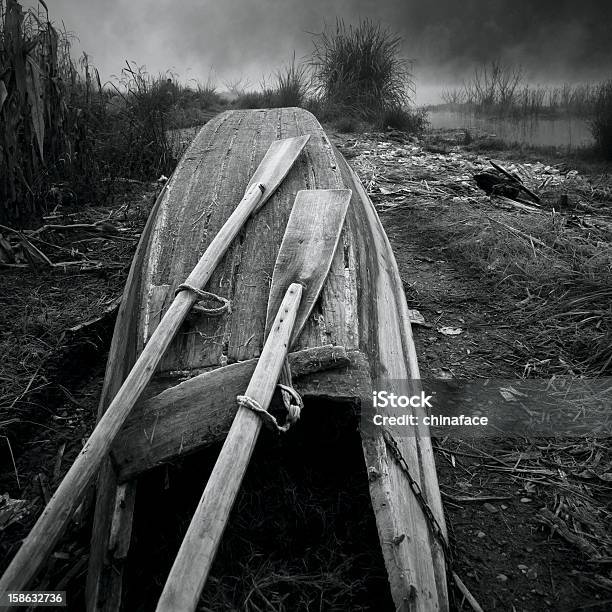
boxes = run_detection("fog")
[21,0,612,104]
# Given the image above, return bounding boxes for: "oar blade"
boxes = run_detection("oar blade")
[248,135,310,211]
[266,188,351,342]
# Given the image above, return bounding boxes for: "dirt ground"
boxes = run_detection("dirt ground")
[1,126,610,611]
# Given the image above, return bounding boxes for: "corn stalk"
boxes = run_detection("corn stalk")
[0,0,69,225]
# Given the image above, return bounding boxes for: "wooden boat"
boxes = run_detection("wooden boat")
[88,107,448,611]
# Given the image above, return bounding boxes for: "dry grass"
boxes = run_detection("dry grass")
[309,19,417,127]
[437,207,612,375]
[233,55,309,110]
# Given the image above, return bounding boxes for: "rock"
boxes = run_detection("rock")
[520,497,532,503]
[496,574,508,583]
[484,502,499,513]
[477,531,486,539]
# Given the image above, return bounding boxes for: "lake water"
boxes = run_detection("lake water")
[428,109,593,148]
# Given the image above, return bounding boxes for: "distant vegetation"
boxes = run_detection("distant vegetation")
[441,61,599,119]
[230,55,308,110]
[438,61,612,156]
[591,80,612,158]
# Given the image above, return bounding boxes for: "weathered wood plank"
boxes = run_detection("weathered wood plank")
[112,346,352,481]
[86,184,169,611]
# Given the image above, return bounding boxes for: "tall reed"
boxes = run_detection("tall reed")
[441,61,599,119]
[591,80,612,158]
[310,19,414,121]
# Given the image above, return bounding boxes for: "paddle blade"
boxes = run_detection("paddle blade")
[248,135,310,211]
[266,188,351,343]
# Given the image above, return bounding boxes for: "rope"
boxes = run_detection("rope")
[237,382,303,433]
[175,283,231,316]
[277,383,303,426]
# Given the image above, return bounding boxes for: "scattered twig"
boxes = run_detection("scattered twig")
[52,443,66,484]
[453,572,485,612]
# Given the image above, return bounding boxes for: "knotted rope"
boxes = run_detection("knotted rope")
[175,283,231,316]
[237,379,303,433]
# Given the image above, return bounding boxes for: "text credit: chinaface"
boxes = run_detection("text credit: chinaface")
[371,390,489,427]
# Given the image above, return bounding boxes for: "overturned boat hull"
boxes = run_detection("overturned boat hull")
[90,108,448,611]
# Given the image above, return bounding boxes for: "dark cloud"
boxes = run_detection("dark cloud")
[23,1,612,100]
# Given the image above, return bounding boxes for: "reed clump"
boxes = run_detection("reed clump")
[309,19,423,132]
[591,80,612,158]
[233,55,309,110]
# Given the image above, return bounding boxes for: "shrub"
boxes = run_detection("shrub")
[442,62,599,119]
[310,19,413,122]
[273,54,309,107]
[591,80,612,158]
[0,0,72,223]
[234,55,309,110]
[376,105,429,134]
[234,89,274,109]
[331,115,360,133]
[102,62,177,180]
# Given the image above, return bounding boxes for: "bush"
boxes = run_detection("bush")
[310,19,413,122]
[442,62,599,119]
[102,62,177,180]
[591,80,612,158]
[234,89,274,109]
[376,105,429,134]
[234,55,308,110]
[273,54,308,107]
[332,115,360,133]
[0,0,71,223]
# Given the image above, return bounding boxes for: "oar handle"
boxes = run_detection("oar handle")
[156,283,303,612]
[0,184,266,595]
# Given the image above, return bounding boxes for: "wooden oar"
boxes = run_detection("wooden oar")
[0,135,310,594]
[156,188,352,612]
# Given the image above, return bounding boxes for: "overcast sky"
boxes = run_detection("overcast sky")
[23,0,612,103]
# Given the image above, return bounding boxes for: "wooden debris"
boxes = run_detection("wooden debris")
[452,572,484,612]
[490,160,541,203]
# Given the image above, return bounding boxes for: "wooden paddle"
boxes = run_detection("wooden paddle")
[0,135,310,595]
[156,188,352,612]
